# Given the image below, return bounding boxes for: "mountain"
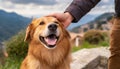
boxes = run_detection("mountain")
[0,10,31,42]
[97,0,114,6]
[70,12,114,32]
[94,13,114,21]
[67,14,99,30]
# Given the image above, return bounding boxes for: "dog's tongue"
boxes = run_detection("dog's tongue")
[45,38,57,45]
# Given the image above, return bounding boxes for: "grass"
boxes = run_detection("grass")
[0,58,23,69]
[72,41,109,52]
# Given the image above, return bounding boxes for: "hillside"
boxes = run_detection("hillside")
[0,10,31,42]
[71,12,114,32]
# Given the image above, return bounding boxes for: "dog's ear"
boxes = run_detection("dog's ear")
[24,24,32,42]
[58,21,71,38]
[24,18,38,42]
[65,30,71,39]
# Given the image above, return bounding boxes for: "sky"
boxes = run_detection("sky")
[0,0,114,18]
[0,0,72,17]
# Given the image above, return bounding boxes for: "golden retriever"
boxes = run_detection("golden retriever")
[20,17,71,69]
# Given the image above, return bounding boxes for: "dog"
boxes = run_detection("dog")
[20,17,71,69]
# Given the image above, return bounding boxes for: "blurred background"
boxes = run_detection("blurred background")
[0,0,114,29]
[0,0,115,69]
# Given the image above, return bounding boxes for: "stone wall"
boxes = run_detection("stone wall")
[71,47,110,69]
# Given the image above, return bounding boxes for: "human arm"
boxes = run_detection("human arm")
[48,0,101,28]
[65,0,101,22]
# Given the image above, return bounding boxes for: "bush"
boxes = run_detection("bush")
[5,30,28,59]
[84,30,105,44]
[0,57,22,69]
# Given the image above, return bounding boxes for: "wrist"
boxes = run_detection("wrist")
[64,12,74,22]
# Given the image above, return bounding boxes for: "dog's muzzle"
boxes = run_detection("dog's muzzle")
[39,24,59,49]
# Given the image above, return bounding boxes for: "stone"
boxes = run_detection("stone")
[71,47,110,69]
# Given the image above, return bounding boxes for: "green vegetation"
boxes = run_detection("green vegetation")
[5,30,28,59]
[72,30,109,52]
[84,30,105,44]
[0,58,22,69]
[72,40,109,52]
[0,30,27,69]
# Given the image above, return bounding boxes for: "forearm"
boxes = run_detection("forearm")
[65,0,101,22]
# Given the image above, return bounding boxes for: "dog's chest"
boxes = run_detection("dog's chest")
[27,57,40,69]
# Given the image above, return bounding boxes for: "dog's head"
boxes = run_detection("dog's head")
[24,17,70,49]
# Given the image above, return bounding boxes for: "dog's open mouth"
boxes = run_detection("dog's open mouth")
[39,34,59,49]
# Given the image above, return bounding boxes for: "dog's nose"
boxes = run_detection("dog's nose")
[48,24,57,32]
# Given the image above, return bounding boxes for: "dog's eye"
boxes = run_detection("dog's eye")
[39,21,45,25]
[54,21,58,24]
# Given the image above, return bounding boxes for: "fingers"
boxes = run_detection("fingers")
[46,13,64,22]
[46,12,72,28]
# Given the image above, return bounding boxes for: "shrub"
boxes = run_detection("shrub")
[0,57,22,69]
[5,30,28,59]
[84,30,105,44]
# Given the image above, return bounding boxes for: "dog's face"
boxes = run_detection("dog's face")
[25,17,68,49]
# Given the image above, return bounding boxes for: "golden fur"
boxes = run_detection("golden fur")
[20,17,71,69]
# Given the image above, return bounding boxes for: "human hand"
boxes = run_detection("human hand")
[47,12,74,28]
